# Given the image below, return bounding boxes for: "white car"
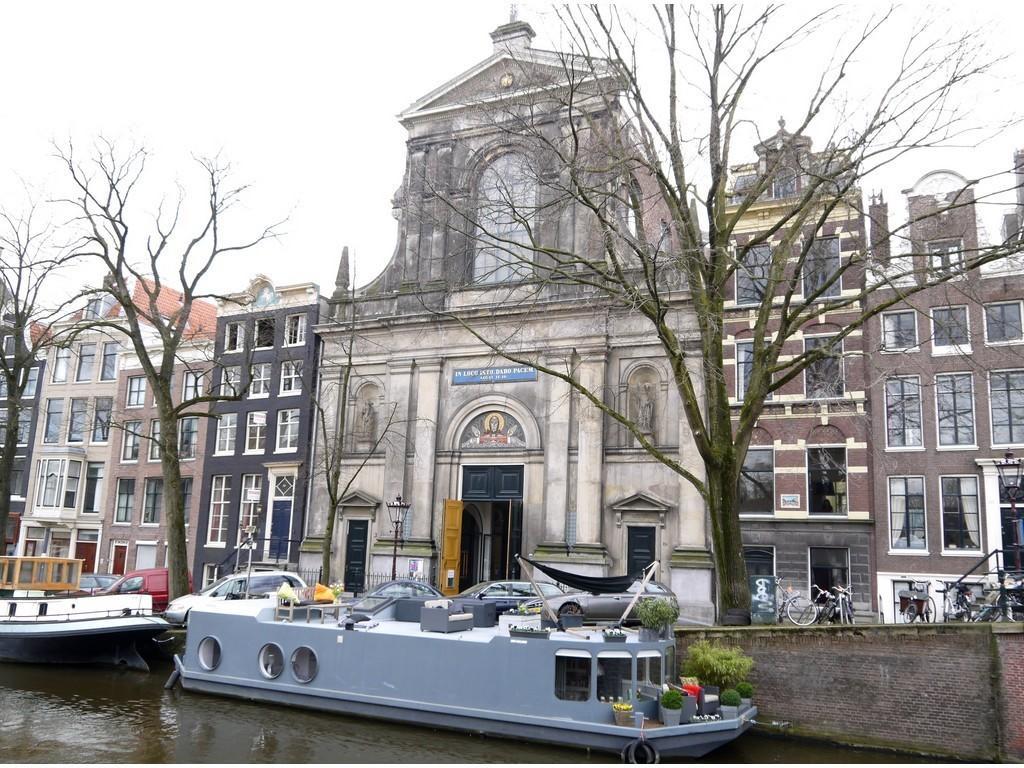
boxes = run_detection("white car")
[165,570,307,626]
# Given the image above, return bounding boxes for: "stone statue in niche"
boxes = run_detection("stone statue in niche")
[635,382,655,435]
[355,400,376,439]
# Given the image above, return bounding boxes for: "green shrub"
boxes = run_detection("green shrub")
[636,598,679,629]
[660,689,684,710]
[720,688,742,707]
[736,681,754,699]
[680,639,754,689]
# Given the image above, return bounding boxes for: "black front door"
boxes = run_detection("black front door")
[344,520,369,594]
[626,526,656,577]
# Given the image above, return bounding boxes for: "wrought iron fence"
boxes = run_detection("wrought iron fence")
[364,571,434,590]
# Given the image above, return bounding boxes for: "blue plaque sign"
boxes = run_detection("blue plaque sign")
[452,366,538,385]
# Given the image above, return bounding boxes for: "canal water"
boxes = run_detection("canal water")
[0,662,935,763]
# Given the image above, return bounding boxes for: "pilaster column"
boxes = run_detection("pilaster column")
[542,352,572,543]
[385,360,415,535]
[977,460,1006,558]
[575,350,607,545]
[402,149,427,284]
[411,359,443,540]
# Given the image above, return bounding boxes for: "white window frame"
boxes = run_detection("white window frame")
[275,408,300,453]
[121,420,142,463]
[90,397,112,444]
[215,413,237,455]
[246,411,267,454]
[249,363,272,398]
[42,398,64,444]
[141,477,163,526]
[930,305,971,356]
[803,334,844,400]
[938,474,983,555]
[285,314,307,346]
[934,372,976,450]
[126,376,147,408]
[206,475,231,547]
[148,419,162,462]
[982,300,1024,346]
[988,369,1024,448]
[887,476,928,554]
[221,366,241,397]
[114,478,135,524]
[99,342,119,381]
[66,398,88,444]
[927,239,965,277]
[881,310,919,352]
[51,347,70,383]
[35,457,66,509]
[182,371,203,401]
[805,445,849,517]
[280,360,303,396]
[238,474,263,546]
[884,375,924,450]
[224,321,244,353]
[178,416,199,460]
[75,342,96,383]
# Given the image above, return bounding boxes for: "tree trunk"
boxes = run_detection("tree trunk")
[706,461,750,614]
[321,502,337,584]
[0,396,21,556]
[157,395,190,601]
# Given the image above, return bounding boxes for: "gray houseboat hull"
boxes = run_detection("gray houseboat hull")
[177,602,755,760]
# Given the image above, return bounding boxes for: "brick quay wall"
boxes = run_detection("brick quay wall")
[674,623,1024,761]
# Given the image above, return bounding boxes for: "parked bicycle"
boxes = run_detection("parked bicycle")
[773,577,815,626]
[897,581,936,623]
[937,581,974,622]
[797,584,855,625]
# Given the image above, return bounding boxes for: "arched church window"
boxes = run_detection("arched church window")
[474,153,536,284]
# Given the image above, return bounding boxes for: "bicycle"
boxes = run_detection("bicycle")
[797,584,854,625]
[937,581,973,622]
[832,584,855,624]
[898,581,936,623]
[773,577,815,626]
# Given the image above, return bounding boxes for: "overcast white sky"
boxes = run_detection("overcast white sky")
[1,2,1022,301]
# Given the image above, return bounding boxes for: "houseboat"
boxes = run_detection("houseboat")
[172,594,755,762]
[0,555,170,671]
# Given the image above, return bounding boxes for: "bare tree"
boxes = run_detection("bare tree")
[58,140,281,600]
[0,203,79,553]
[423,6,1024,616]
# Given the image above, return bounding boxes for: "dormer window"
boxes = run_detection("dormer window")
[474,153,536,284]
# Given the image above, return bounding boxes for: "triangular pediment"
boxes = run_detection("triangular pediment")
[400,49,590,123]
[338,490,380,509]
[609,492,673,515]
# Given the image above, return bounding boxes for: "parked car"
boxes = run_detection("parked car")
[364,579,442,600]
[78,573,119,594]
[456,580,567,615]
[164,570,307,626]
[102,568,193,613]
[524,579,678,623]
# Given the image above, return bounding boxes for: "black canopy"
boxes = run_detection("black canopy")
[520,556,644,595]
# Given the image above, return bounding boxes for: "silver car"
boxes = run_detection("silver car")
[165,570,307,626]
[528,579,678,622]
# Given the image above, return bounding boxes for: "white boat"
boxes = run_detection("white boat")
[0,556,170,671]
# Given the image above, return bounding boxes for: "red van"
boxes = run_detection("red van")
[103,568,192,613]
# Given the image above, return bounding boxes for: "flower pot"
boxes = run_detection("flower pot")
[541,617,558,630]
[659,704,682,726]
[740,697,752,710]
[720,704,739,720]
[559,614,584,629]
[509,628,549,640]
[613,709,635,727]
[681,695,697,723]
[602,633,627,643]
[638,627,662,642]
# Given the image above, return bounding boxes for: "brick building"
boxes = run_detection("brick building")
[867,165,1024,621]
[192,276,324,587]
[724,125,874,611]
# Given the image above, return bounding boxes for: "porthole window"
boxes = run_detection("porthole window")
[291,646,318,683]
[197,636,222,671]
[258,643,284,679]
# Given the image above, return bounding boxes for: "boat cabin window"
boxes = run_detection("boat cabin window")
[7,603,15,617]
[291,647,318,683]
[259,643,285,679]
[665,646,675,685]
[198,637,222,671]
[636,650,662,702]
[597,651,633,702]
[118,576,144,594]
[554,650,591,702]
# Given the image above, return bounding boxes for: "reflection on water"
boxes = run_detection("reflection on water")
[0,663,934,764]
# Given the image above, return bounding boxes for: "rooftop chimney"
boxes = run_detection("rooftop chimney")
[491,20,535,55]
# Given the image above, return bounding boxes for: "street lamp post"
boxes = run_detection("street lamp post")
[385,495,411,581]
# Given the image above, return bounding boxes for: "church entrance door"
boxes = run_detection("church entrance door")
[461,466,524,583]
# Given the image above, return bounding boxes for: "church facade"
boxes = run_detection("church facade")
[298,20,715,620]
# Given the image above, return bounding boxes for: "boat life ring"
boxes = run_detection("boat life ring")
[621,738,659,764]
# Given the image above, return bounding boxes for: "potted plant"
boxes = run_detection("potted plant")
[611,700,634,727]
[276,583,299,606]
[602,628,627,643]
[681,640,754,690]
[736,681,754,710]
[329,582,344,603]
[636,598,679,641]
[509,625,551,640]
[719,688,741,719]
[659,689,683,726]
